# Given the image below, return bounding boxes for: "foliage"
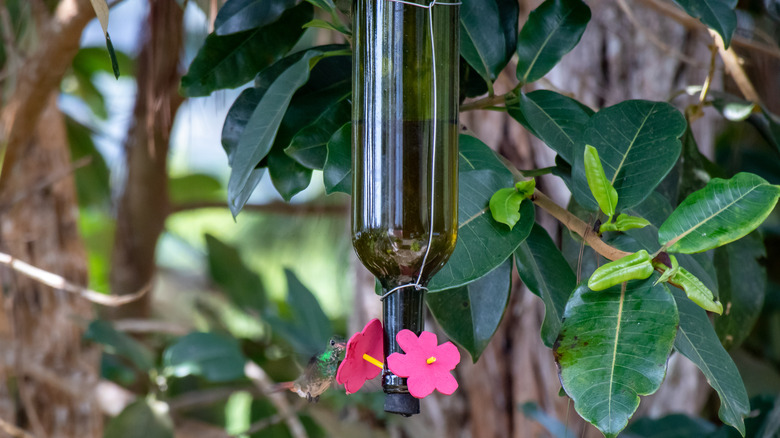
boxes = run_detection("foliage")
[52,0,780,435]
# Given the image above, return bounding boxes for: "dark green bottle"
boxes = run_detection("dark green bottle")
[351,0,459,416]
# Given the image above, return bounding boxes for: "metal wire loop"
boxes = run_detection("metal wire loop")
[379,283,429,301]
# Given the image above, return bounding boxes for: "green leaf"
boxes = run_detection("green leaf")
[572,100,686,211]
[204,234,267,312]
[714,231,766,350]
[285,94,351,170]
[460,0,518,83]
[162,332,247,382]
[303,18,351,35]
[104,400,174,438]
[265,269,333,355]
[612,213,651,232]
[305,0,337,14]
[507,90,592,165]
[323,122,352,194]
[489,187,525,229]
[180,2,312,97]
[671,286,749,435]
[267,147,313,201]
[427,257,512,361]
[84,320,155,372]
[428,135,534,291]
[65,116,111,208]
[214,0,298,35]
[555,281,679,438]
[515,0,590,84]
[515,224,575,347]
[227,49,322,216]
[624,414,717,437]
[672,0,737,48]
[584,144,618,218]
[459,57,489,101]
[659,172,780,253]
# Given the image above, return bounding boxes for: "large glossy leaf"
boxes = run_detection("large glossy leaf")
[323,122,351,194]
[624,414,717,437]
[672,0,737,48]
[515,0,590,84]
[658,173,780,254]
[163,332,247,382]
[571,100,686,211]
[427,257,512,361]
[204,234,267,312]
[507,90,592,165]
[227,50,322,216]
[671,287,749,435]
[214,0,298,35]
[555,281,679,438]
[460,0,518,83]
[180,2,312,97]
[428,135,534,291]
[515,223,575,347]
[714,232,766,350]
[104,400,173,438]
[84,320,155,372]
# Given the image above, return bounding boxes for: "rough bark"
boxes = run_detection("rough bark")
[0,0,100,435]
[107,0,184,319]
[0,96,101,437]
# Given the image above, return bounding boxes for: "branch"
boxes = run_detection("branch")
[170,200,348,216]
[530,190,631,261]
[0,251,150,307]
[244,361,308,438]
[0,418,36,438]
[460,94,507,112]
[709,29,761,104]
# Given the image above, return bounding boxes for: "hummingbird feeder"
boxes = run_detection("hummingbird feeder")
[351,0,460,416]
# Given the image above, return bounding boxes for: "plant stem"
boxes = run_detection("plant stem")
[530,190,631,261]
[460,94,507,111]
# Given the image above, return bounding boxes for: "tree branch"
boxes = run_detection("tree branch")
[170,200,349,216]
[244,361,308,438]
[530,190,631,261]
[0,251,150,307]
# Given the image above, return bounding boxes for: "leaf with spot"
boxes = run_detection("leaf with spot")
[515,223,575,347]
[571,100,686,211]
[515,0,590,84]
[427,257,512,361]
[658,173,780,254]
[555,281,679,438]
[428,135,534,291]
[671,286,749,435]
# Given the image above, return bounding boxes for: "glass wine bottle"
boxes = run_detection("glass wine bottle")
[352,0,459,416]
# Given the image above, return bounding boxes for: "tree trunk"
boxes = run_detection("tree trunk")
[0,0,101,436]
[107,0,184,319]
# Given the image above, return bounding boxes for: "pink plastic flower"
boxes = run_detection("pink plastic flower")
[386,330,460,398]
[336,318,384,394]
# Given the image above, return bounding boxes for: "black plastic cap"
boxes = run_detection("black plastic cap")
[384,393,420,416]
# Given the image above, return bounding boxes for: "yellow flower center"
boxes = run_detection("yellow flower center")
[426,356,437,364]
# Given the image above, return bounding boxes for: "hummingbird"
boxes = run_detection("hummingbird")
[274,337,347,402]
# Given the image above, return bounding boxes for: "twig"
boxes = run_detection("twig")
[616,0,705,68]
[530,190,631,261]
[235,414,283,437]
[0,156,92,214]
[112,319,191,335]
[168,386,262,412]
[0,251,150,307]
[0,418,36,438]
[170,200,348,216]
[244,361,308,438]
[709,29,761,104]
[460,93,507,112]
